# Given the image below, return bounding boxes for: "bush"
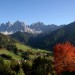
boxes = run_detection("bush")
[6,44,18,54]
[0,58,16,75]
[21,52,29,60]
[21,61,31,75]
[32,56,53,75]
[54,41,75,75]
[10,60,20,74]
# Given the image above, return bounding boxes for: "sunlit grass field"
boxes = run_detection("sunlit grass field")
[0,43,54,75]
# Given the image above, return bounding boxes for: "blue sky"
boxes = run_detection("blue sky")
[0,0,75,25]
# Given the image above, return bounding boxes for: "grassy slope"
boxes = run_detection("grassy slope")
[16,43,53,59]
[0,49,22,60]
[0,43,54,65]
[0,43,54,75]
[0,43,53,61]
[16,43,49,53]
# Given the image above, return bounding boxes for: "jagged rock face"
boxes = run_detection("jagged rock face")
[0,21,64,35]
[8,21,26,33]
[29,22,64,33]
[0,21,33,35]
[0,22,12,32]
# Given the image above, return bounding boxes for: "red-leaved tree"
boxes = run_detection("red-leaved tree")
[54,42,75,75]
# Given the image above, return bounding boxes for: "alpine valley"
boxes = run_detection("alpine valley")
[1,21,75,50]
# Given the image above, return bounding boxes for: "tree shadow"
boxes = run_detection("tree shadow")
[62,71,75,75]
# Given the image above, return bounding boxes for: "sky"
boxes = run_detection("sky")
[0,0,75,25]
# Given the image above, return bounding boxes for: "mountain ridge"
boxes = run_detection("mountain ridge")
[0,21,65,35]
[25,21,75,50]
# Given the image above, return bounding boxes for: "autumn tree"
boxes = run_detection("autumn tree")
[54,42,75,75]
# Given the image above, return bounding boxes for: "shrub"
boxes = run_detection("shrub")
[32,57,53,75]
[10,60,20,74]
[21,61,31,75]
[54,41,75,75]
[0,58,16,75]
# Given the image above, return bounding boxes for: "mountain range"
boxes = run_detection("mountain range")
[28,21,75,50]
[1,20,75,51]
[9,21,75,50]
[0,21,64,35]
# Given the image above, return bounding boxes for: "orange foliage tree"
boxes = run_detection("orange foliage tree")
[54,42,75,75]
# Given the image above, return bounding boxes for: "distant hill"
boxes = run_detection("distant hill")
[10,31,35,45]
[28,21,75,50]
[0,33,16,50]
[0,33,15,44]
